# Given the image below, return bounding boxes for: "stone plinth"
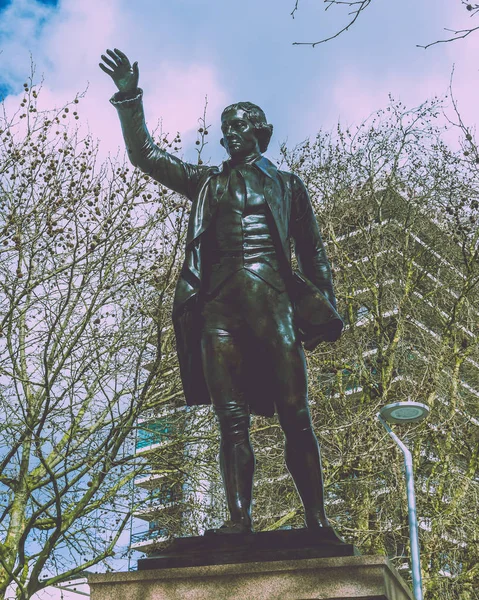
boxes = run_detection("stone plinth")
[89,555,414,600]
[138,528,357,570]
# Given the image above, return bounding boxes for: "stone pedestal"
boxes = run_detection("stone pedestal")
[89,555,414,600]
[137,528,357,569]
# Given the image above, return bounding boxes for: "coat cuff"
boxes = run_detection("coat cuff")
[110,88,143,107]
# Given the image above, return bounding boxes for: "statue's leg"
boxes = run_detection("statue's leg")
[280,407,330,528]
[251,287,330,529]
[274,347,330,528]
[201,328,254,533]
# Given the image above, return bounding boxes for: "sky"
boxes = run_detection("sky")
[1,0,478,597]
[0,0,478,167]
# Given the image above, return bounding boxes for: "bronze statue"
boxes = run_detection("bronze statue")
[100,49,343,535]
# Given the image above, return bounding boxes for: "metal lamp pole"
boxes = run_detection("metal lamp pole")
[377,401,429,600]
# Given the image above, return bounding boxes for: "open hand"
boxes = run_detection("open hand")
[99,48,139,94]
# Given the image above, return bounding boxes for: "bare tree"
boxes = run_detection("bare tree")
[291,1,479,49]
[0,77,188,598]
[254,96,479,599]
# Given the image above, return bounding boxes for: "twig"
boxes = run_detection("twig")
[291,0,300,18]
[417,25,479,49]
[293,0,372,47]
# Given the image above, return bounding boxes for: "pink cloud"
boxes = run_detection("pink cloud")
[141,61,229,150]
[1,0,229,162]
[296,1,478,146]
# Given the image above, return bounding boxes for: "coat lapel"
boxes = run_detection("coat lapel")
[254,156,276,179]
[185,167,219,248]
[255,157,290,254]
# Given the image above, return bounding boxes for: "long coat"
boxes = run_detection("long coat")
[112,90,340,413]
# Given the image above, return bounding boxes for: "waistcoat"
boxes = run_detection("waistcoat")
[202,164,286,295]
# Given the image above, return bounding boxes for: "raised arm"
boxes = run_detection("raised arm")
[99,48,208,199]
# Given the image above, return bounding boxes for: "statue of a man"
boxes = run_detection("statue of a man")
[101,49,342,535]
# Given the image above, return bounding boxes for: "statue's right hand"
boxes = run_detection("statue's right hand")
[99,48,139,94]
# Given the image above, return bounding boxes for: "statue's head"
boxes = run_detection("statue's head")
[220,102,273,159]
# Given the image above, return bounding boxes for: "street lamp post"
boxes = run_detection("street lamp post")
[377,401,429,600]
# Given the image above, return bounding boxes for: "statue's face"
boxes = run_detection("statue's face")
[220,108,261,159]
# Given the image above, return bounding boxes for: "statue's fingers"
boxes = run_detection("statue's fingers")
[99,63,115,76]
[114,48,131,65]
[106,48,121,66]
[101,55,118,70]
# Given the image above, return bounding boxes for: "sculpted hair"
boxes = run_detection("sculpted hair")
[222,102,274,153]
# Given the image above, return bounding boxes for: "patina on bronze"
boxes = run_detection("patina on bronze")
[100,49,343,536]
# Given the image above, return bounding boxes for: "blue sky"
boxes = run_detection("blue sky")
[0,0,477,166]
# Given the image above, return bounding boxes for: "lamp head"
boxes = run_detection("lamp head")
[379,401,429,425]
